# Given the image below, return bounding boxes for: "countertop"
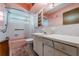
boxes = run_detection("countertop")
[33,33,79,47]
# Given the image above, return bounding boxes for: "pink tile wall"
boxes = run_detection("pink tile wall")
[47,3,79,26]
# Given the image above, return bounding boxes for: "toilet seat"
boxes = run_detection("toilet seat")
[25,38,33,43]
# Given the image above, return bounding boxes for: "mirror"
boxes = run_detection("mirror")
[63,8,79,25]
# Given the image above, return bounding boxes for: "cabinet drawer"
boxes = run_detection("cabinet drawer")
[43,39,54,47]
[54,42,77,56]
[54,49,68,56]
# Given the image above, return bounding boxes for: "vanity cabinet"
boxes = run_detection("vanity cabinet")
[33,35,79,56]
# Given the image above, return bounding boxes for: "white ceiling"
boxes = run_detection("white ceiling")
[46,3,70,14]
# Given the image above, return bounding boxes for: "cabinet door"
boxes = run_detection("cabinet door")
[33,37,43,56]
[54,42,77,56]
[44,44,54,56]
[54,49,68,56]
[33,38,38,54]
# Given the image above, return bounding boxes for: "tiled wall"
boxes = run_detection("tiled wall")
[54,24,79,36]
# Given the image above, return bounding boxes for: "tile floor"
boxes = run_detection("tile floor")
[9,39,37,56]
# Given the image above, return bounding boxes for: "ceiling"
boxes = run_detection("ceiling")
[17,3,34,11]
[17,3,70,14]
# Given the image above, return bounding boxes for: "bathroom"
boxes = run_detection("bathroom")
[0,3,79,56]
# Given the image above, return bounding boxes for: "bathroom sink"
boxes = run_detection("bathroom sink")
[42,32,53,35]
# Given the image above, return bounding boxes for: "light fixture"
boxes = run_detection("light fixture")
[48,3,55,10]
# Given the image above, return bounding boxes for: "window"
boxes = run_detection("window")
[8,9,29,22]
[43,18,48,26]
[0,8,30,33]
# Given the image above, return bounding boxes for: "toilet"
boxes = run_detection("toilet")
[25,38,33,50]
